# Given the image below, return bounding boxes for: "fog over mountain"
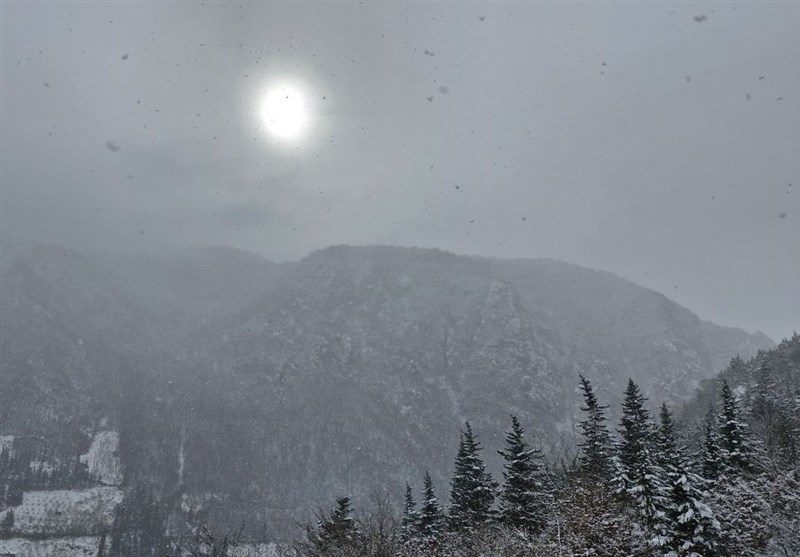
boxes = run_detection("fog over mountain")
[2,1,798,340]
[0,242,776,539]
[1,2,798,555]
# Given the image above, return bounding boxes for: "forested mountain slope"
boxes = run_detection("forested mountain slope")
[292,336,799,557]
[684,333,800,471]
[0,243,775,538]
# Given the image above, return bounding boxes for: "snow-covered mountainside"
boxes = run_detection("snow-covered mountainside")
[0,243,774,538]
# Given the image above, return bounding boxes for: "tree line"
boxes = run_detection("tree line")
[295,338,800,557]
[4,337,796,556]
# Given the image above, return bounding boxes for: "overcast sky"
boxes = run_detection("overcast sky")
[1,2,798,340]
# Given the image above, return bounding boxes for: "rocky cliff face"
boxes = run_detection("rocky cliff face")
[0,243,774,538]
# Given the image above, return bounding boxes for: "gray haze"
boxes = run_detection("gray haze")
[1,1,797,340]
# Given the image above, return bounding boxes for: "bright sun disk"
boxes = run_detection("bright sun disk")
[258,82,310,141]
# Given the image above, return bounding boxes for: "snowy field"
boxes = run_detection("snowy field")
[0,536,101,557]
[0,487,122,536]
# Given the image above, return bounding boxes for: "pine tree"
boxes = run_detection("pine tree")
[298,496,360,556]
[418,471,444,538]
[728,354,746,377]
[448,422,498,532]
[658,403,721,556]
[718,380,754,475]
[656,403,677,458]
[576,375,614,481]
[400,481,420,542]
[701,404,723,482]
[613,379,667,536]
[305,496,361,555]
[325,496,359,545]
[497,415,549,533]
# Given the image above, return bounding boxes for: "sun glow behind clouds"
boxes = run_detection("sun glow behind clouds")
[258,81,312,142]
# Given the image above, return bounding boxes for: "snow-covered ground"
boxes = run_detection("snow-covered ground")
[0,487,122,536]
[0,536,101,557]
[0,537,284,557]
[205,542,282,557]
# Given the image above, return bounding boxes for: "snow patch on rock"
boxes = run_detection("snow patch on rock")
[0,435,14,455]
[79,430,123,486]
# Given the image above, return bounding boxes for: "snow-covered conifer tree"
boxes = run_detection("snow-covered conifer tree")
[658,404,720,556]
[400,481,420,543]
[418,471,444,538]
[576,375,614,481]
[718,380,755,474]
[497,415,549,533]
[448,422,498,532]
[613,379,668,540]
[701,405,723,482]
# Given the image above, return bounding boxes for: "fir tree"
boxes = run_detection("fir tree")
[304,496,361,555]
[613,379,667,536]
[298,496,360,556]
[701,404,723,482]
[325,496,359,545]
[718,380,754,474]
[576,375,614,481]
[658,404,721,556]
[497,415,549,533]
[657,403,677,457]
[418,471,444,538]
[400,481,420,542]
[448,422,498,532]
[728,354,746,377]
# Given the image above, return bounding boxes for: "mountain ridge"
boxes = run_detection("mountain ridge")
[0,241,776,538]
